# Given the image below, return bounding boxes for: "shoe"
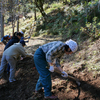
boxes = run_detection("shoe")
[9,79,16,83]
[45,95,58,99]
[35,88,44,93]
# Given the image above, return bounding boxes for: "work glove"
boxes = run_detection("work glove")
[61,71,68,78]
[49,66,54,72]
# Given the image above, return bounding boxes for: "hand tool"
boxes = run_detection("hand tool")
[46,66,81,99]
[46,66,80,86]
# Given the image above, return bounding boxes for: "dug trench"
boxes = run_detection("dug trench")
[0,56,100,100]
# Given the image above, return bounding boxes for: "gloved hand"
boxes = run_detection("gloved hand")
[61,71,68,78]
[49,66,54,72]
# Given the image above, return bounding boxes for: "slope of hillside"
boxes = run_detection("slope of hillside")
[0,35,100,100]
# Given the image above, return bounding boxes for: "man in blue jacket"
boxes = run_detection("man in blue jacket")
[4,32,22,50]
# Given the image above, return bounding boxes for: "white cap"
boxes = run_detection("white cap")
[20,31,24,34]
[65,39,78,53]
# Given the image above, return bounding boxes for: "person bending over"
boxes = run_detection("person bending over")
[34,39,78,99]
[0,40,32,83]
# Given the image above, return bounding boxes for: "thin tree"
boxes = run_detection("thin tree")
[0,0,4,38]
[34,0,47,19]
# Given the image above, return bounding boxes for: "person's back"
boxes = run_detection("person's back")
[4,36,19,50]
[4,32,22,51]
[3,43,26,59]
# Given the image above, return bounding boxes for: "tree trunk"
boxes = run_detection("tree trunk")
[0,1,4,38]
[39,6,46,17]
[11,15,14,35]
[17,1,20,32]
[1,15,4,37]
[34,6,37,21]
[17,16,19,32]
[34,0,46,18]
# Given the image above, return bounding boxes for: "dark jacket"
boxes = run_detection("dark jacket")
[4,36,20,51]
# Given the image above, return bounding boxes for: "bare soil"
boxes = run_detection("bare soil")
[0,36,100,100]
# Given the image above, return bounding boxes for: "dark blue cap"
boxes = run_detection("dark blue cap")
[20,40,26,45]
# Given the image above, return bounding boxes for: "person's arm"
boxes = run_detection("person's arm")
[48,62,53,66]
[23,36,30,40]
[20,36,30,40]
[54,58,63,72]
[19,48,26,57]
[57,66,63,73]
[18,45,33,58]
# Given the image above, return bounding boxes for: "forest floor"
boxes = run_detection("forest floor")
[0,35,100,100]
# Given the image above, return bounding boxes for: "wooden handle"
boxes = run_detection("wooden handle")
[46,66,80,86]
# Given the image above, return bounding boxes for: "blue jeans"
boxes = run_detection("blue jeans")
[34,48,52,97]
[7,63,10,73]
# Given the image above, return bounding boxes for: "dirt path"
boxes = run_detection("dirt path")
[0,36,100,100]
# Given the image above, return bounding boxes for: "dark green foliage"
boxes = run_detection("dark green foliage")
[34,0,100,41]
